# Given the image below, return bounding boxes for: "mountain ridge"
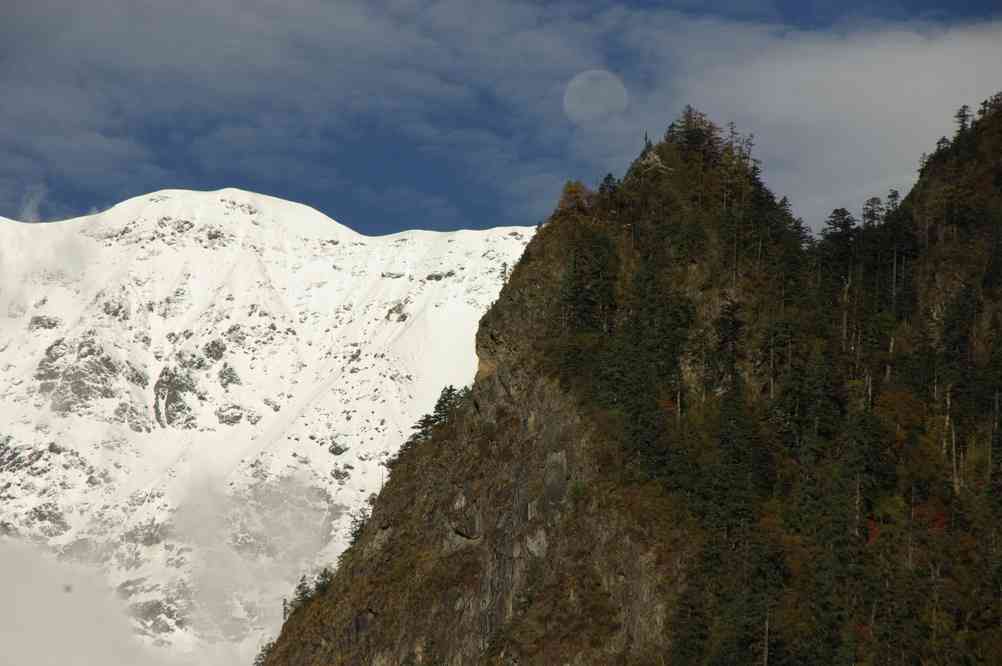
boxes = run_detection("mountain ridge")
[1,188,353,235]
[0,186,533,661]
[262,97,1002,664]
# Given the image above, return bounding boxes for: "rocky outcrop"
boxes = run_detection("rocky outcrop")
[35,333,136,417]
[267,98,1002,665]
[153,366,199,429]
[264,216,692,665]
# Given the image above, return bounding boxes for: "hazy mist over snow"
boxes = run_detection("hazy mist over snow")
[0,538,192,666]
[1,2,1000,231]
[0,538,267,665]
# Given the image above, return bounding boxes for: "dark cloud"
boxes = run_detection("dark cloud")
[1,1,1001,230]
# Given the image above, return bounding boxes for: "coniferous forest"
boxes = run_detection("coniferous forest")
[264,94,1002,665]
[550,95,1002,663]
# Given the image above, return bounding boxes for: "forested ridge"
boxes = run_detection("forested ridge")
[263,94,1002,665]
[555,95,1002,663]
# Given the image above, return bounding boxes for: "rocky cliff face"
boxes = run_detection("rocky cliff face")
[265,99,1002,665]
[0,188,531,660]
[262,201,694,665]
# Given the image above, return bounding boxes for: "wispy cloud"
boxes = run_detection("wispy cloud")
[17,183,47,222]
[1,2,1000,230]
[631,16,1002,225]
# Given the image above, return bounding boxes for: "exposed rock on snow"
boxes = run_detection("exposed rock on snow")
[0,188,532,658]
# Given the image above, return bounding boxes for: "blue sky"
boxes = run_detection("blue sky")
[2,1,1000,234]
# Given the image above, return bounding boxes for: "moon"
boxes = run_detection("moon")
[563,69,629,126]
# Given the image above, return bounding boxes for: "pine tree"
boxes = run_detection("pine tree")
[862,196,884,228]
[293,575,311,610]
[432,385,460,425]
[886,188,900,213]
[954,104,972,135]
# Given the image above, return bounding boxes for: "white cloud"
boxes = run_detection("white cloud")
[643,17,1002,226]
[1,3,1000,228]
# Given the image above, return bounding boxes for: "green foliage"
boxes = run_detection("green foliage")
[282,566,336,622]
[347,505,370,546]
[266,95,1002,665]
[543,96,1002,663]
[386,384,469,470]
[558,220,618,334]
[432,385,463,425]
[293,574,312,608]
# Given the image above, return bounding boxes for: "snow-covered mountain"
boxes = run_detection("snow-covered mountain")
[0,188,532,660]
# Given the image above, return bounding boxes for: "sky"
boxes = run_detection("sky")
[1,1,1001,234]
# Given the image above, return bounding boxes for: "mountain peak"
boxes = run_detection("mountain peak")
[103,187,361,240]
[0,188,533,660]
[2,187,362,243]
